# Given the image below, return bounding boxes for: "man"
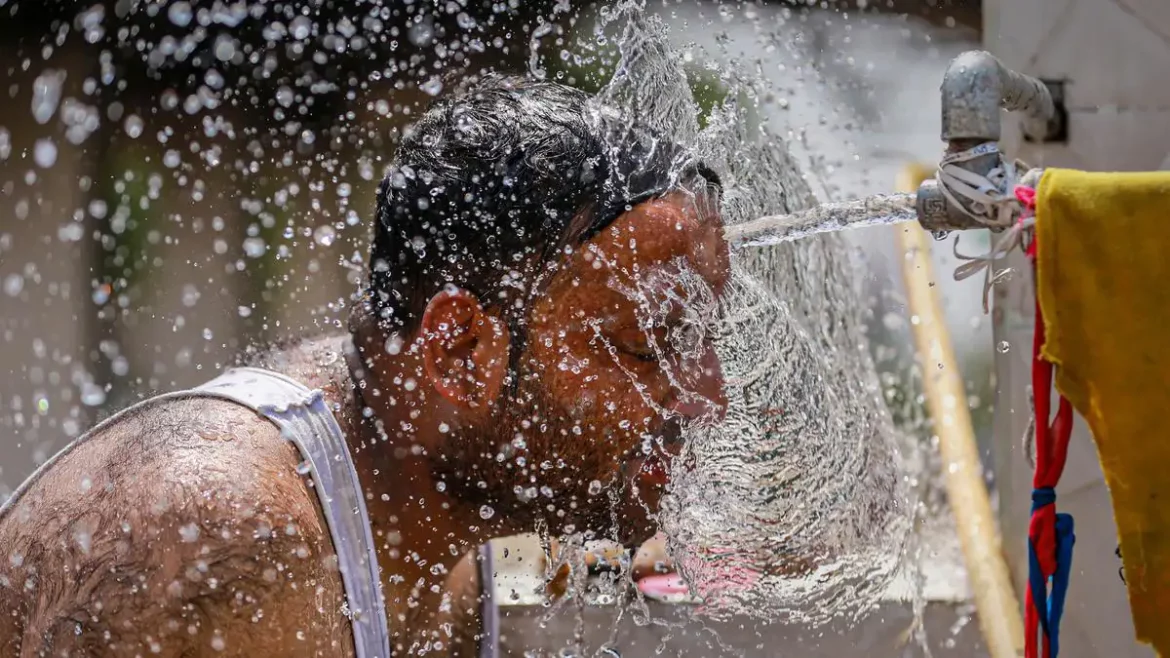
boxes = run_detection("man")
[0,74,729,656]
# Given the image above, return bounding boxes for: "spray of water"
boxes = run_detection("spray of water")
[586,1,912,628]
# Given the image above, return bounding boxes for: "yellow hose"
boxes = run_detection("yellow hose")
[895,164,1025,658]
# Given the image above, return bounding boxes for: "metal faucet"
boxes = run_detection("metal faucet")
[916,51,1062,233]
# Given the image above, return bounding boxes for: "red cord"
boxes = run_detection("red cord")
[1020,185,1076,658]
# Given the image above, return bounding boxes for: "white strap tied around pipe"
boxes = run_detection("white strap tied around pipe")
[935,142,1022,231]
[936,143,1042,313]
[952,216,1035,314]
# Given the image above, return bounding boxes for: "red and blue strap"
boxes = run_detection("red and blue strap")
[1018,184,1077,658]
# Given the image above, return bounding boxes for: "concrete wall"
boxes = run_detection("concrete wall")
[986,1,1170,656]
[0,49,96,492]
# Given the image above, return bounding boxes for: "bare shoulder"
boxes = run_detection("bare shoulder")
[0,395,352,657]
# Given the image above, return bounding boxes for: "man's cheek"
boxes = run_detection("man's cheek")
[538,334,613,414]
[540,348,596,410]
[594,373,662,451]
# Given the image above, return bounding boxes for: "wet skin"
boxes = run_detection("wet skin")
[0,187,730,657]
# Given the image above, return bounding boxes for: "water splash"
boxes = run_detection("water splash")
[592,0,911,629]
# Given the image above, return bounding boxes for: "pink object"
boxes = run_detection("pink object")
[637,573,690,601]
[635,546,768,605]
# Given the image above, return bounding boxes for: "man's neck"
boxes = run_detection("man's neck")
[341,325,507,649]
[349,437,490,644]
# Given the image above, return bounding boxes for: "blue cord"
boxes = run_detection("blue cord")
[1028,487,1076,657]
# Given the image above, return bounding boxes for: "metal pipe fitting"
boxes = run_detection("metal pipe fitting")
[916,178,991,233]
[917,51,1058,232]
[940,50,1055,143]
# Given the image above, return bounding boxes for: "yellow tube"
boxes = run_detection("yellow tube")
[895,164,1025,658]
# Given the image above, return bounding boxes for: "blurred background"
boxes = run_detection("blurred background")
[2,0,1162,655]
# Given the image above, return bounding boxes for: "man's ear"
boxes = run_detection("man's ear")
[419,288,510,411]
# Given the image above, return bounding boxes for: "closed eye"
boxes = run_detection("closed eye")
[628,347,658,362]
[612,326,669,363]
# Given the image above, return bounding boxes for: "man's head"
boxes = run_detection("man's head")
[357,74,730,543]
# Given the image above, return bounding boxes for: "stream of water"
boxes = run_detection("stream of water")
[725,192,919,247]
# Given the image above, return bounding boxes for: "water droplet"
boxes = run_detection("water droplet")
[31,70,64,125]
[408,20,434,47]
[33,139,57,168]
[80,382,106,407]
[290,16,312,40]
[167,1,193,27]
[179,523,200,543]
[123,114,143,138]
[881,312,905,331]
[3,274,24,297]
[74,529,92,554]
[588,480,603,496]
[312,224,336,247]
[296,460,312,476]
[997,340,1011,353]
[181,284,200,308]
[213,35,237,62]
[88,199,108,219]
[420,77,443,96]
[242,237,266,258]
[479,505,495,520]
[384,334,404,356]
[275,85,295,108]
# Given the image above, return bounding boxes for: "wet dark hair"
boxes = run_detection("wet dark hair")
[366,73,717,332]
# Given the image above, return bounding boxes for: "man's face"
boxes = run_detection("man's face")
[462,185,730,544]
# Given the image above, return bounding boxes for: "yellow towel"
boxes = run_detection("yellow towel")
[1036,168,1170,655]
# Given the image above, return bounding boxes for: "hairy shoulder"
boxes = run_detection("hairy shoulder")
[0,396,351,657]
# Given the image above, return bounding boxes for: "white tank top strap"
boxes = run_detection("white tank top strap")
[478,542,500,658]
[194,367,392,658]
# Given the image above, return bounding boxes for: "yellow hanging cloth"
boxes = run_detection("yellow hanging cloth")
[1035,167,1170,655]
